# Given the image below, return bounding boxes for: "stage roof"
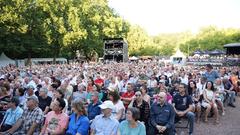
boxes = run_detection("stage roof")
[224,43,240,48]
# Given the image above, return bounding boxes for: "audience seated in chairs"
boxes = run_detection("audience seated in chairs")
[149,92,175,135]
[0,96,44,135]
[188,80,201,123]
[0,97,23,132]
[201,81,219,124]
[129,91,150,130]
[118,107,146,135]
[66,100,89,135]
[108,90,125,121]
[0,87,11,122]
[90,100,119,135]
[173,83,195,135]
[214,78,226,115]
[222,77,236,107]
[87,91,102,121]
[40,98,69,135]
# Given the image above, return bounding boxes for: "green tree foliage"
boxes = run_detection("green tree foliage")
[1,0,240,60]
[126,25,153,56]
[0,0,129,61]
[0,0,48,63]
[180,26,240,55]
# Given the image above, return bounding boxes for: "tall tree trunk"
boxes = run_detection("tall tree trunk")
[27,47,32,67]
[53,44,60,64]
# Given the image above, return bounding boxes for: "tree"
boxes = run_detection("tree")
[180,26,240,55]
[126,25,153,56]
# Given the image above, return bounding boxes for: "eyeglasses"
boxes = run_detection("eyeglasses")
[179,87,184,88]
[135,94,141,97]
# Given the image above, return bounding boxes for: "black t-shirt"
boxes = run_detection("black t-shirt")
[173,93,192,111]
[170,88,179,97]
[38,96,52,112]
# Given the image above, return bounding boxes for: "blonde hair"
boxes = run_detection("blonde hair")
[0,87,8,95]
[71,100,87,115]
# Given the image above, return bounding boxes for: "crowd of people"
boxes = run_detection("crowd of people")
[0,60,239,135]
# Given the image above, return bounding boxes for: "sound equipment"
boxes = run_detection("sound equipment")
[103,38,128,62]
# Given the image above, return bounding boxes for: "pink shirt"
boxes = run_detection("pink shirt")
[43,111,69,134]
[153,93,173,104]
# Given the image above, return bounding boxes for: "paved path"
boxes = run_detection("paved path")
[176,97,240,135]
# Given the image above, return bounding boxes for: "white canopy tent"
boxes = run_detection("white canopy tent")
[170,49,186,65]
[0,53,15,67]
[129,56,139,61]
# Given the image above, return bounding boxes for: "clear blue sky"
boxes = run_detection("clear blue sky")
[108,0,240,35]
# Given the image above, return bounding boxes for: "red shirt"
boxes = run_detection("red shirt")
[94,79,104,86]
[121,91,135,109]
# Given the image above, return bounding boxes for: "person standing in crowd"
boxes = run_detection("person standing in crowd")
[38,88,52,115]
[0,97,23,132]
[149,92,175,135]
[66,100,89,135]
[204,64,219,83]
[40,98,69,135]
[90,100,119,135]
[88,91,102,121]
[1,96,44,135]
[118,107,146,135]
[202,81,219,124]
[173,83,195,135]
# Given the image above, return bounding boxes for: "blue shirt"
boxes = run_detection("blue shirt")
[91,114,119,135]
[3,106,23,125]
[119,120,146,135]
[150,102,175,129]
[204,70,219,82]
[87,101,102,120]
[66,113,90,135]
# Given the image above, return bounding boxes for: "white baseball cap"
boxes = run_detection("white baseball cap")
[99,100,115,110]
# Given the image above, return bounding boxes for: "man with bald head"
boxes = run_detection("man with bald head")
[149,92,175,135]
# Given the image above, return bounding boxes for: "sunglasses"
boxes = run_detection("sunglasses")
[135,94,141,97]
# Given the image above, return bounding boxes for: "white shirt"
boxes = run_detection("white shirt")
[197,82,206,95]
[179,76,188,85]
[118,80,129,93]
[147,79,158,88]
[112,100,125,120]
